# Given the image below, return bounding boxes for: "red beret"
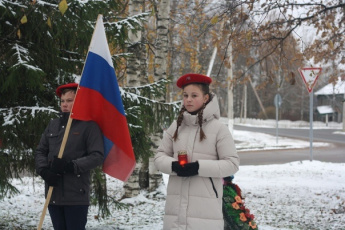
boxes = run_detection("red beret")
[56,83,78,97]
[176,73,212,88]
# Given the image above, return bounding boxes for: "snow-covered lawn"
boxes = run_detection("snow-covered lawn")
[2,160,344,230]
[1,121,344,229]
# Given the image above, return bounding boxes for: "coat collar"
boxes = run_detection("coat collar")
[182,94,220,126]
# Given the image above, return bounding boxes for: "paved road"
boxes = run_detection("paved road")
[234,125,345,165]
[234,125,345,144]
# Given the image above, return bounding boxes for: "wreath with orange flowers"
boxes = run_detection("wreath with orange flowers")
[223,177,258,230]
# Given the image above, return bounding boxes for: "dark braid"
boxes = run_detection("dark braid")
[173,106,186,141]
[198,103,207,141]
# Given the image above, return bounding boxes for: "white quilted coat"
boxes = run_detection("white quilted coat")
[154,95,240,230]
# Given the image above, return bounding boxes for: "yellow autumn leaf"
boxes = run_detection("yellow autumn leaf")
[329,40,334,50]
[47,17,52,28]
[210,16,218,25]
[148,75,154,83]
[150,6,155,17]
[59,0,68,16]
[20,15,28,24]
[246,31,252,40]
[17,29,21,39]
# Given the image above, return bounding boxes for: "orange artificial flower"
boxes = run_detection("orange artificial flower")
[235,195,242,203]
[232,202,240,210]
[249,221,257,229]
[240,213,247,222]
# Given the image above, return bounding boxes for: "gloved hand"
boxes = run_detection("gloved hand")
[51,157,75,174]
[40,168,61,187]
[177,162,199,177]
[172,161,183,174]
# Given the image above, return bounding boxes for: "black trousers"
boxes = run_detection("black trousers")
[48,204,89,230]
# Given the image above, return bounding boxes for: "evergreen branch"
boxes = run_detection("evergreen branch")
[124,78,170,90]
[121,88,180,109]
[11,44,43,72]
[105,12,150,30]
[112,52,132,58]
[0,0,29,8]
[0,106,58,126]
[123,79,171,98]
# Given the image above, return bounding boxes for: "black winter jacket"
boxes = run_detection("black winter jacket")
[35,114,104,205]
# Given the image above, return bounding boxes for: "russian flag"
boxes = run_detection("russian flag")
[71,15,136,182]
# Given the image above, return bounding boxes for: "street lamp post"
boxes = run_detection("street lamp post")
[342,80,345,131]
[342,50,345,131]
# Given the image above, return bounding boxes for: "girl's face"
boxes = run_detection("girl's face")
[183,84,209,113]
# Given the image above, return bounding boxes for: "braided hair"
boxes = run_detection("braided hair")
[173,83,211,142]
[173,106,186,141]
[197,103,207,141]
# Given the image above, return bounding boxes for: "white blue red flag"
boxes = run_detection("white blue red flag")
[71,15,136,181]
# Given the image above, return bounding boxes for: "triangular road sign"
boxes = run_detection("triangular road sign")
[298,67,322,93]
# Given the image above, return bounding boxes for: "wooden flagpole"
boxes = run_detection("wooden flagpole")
[37,116,73,230]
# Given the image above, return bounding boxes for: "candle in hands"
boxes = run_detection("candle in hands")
[178,150,188,166]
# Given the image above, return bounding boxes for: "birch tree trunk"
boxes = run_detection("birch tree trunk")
[244,84,247,122]
[149,0,171,192]
[124,0,147,198]
[154,0,170,82]
[249,76,268,119]
[127,0,147,87]
[227,41,234,134]
[240,83,247,123]
[207,47,217,76]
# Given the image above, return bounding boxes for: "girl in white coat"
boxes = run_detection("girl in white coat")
[154,73,240,230]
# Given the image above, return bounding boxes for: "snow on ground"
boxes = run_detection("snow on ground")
[1,120,344,230]
[234,129,329,151]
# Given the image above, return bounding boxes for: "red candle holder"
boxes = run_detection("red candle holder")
[178,150,188,166]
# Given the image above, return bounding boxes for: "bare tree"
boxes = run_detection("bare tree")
[215,1,345,79]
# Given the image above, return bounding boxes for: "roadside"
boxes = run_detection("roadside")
[233,119,345,165]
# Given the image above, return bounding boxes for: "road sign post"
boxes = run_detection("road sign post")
[298,67,322,161]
